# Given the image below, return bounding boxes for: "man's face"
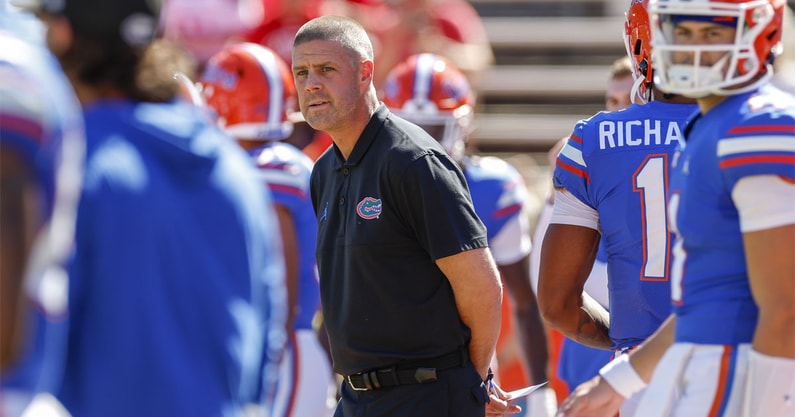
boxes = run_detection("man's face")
[292,40,362,134]
[670,20,737,67]
[605,74,634,112]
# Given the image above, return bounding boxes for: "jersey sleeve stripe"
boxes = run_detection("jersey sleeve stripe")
[719,154,795,170]
[0,112,44,142]
[717,136,795,156]
[560,141,586,168]
[556,159,589,182]
[727,124,795,135]
[493,202,522,220]
[256,170,309,193]
[570,133,583,145]
[268,183,307,199]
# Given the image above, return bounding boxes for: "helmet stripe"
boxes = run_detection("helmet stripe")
[413,53,436,105]
[242,43,284,128]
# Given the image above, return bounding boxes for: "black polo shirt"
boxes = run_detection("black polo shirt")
[310,104,489,376]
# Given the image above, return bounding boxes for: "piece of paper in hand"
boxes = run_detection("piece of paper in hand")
[505,381,549,400]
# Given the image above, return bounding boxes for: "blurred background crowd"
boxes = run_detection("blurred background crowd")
[1,0,794,416]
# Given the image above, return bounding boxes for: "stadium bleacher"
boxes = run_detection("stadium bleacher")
[470,0,628,151]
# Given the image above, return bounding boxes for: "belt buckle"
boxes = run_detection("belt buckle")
[414,367,437,383]
[346,374,370,391]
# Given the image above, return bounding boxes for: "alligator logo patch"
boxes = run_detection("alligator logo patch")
[356,197,382,219]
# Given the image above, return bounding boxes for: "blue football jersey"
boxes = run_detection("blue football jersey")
[250,141,320,331]
[554,101,698,350]
[463,155,528,247]
[669,85,795,345]
[0,28,84,394]
[55,100,287,417]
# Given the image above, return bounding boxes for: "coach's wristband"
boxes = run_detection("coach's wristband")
[598,354,647,399]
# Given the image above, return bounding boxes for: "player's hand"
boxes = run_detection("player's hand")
[523,386,558,417]
[556,375,623,417]
[485,381,523,416]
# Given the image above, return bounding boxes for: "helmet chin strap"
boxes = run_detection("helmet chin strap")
[713,68,774,96]
[629,75,649,105]
[668,54,731,98]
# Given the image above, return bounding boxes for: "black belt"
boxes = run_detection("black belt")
[345,349,465,391]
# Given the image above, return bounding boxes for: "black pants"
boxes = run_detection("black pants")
[333,363,488,417]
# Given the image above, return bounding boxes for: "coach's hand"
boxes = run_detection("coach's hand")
[485,381,522,416]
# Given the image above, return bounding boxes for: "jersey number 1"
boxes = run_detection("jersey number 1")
[633,154,670,281]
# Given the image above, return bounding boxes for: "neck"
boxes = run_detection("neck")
[331,90,380,160]
[70,78,126,108]
[652,86,697,105]
[697,95,729,114]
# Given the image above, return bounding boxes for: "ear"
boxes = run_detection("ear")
[361,59,374,84]
[43,15,74,58]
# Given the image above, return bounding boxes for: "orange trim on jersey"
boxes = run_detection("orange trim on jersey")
[556,159,589,183]
[707,345,734,417]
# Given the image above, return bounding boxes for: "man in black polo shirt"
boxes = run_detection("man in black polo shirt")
[292,15,518,416]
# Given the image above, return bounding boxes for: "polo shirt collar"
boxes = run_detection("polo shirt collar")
[335,103,389,168]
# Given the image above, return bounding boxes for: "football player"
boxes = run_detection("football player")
[15,0,289,415]
[557,0,795,416]
[0,25,83,417]
[200,42,334,417]
[381,52,557,417]
[537,0,698,416]
[551,55,635,396]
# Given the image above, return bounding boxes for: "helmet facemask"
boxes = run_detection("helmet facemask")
[394,100,472,162]
[649,0,783,98]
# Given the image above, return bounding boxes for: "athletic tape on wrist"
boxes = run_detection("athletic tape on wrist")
[598,354,647,399]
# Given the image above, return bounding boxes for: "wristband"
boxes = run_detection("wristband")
[481,367,495,404]
[524,386,558,416]
[598,354,647,399]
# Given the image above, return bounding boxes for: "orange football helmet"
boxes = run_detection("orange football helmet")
[624,0,654,103]
[200,42,297,140]
[381,53,474,161]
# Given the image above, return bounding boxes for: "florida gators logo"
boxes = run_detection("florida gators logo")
[356,197,382,219]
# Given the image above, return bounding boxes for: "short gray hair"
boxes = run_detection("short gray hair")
[293,15,374,62]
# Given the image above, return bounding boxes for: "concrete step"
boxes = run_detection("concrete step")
[471,0,612,18]
[471,112,591,151]
[470,0,630,152]
[479,64,613,102]
[483,16,625,51]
